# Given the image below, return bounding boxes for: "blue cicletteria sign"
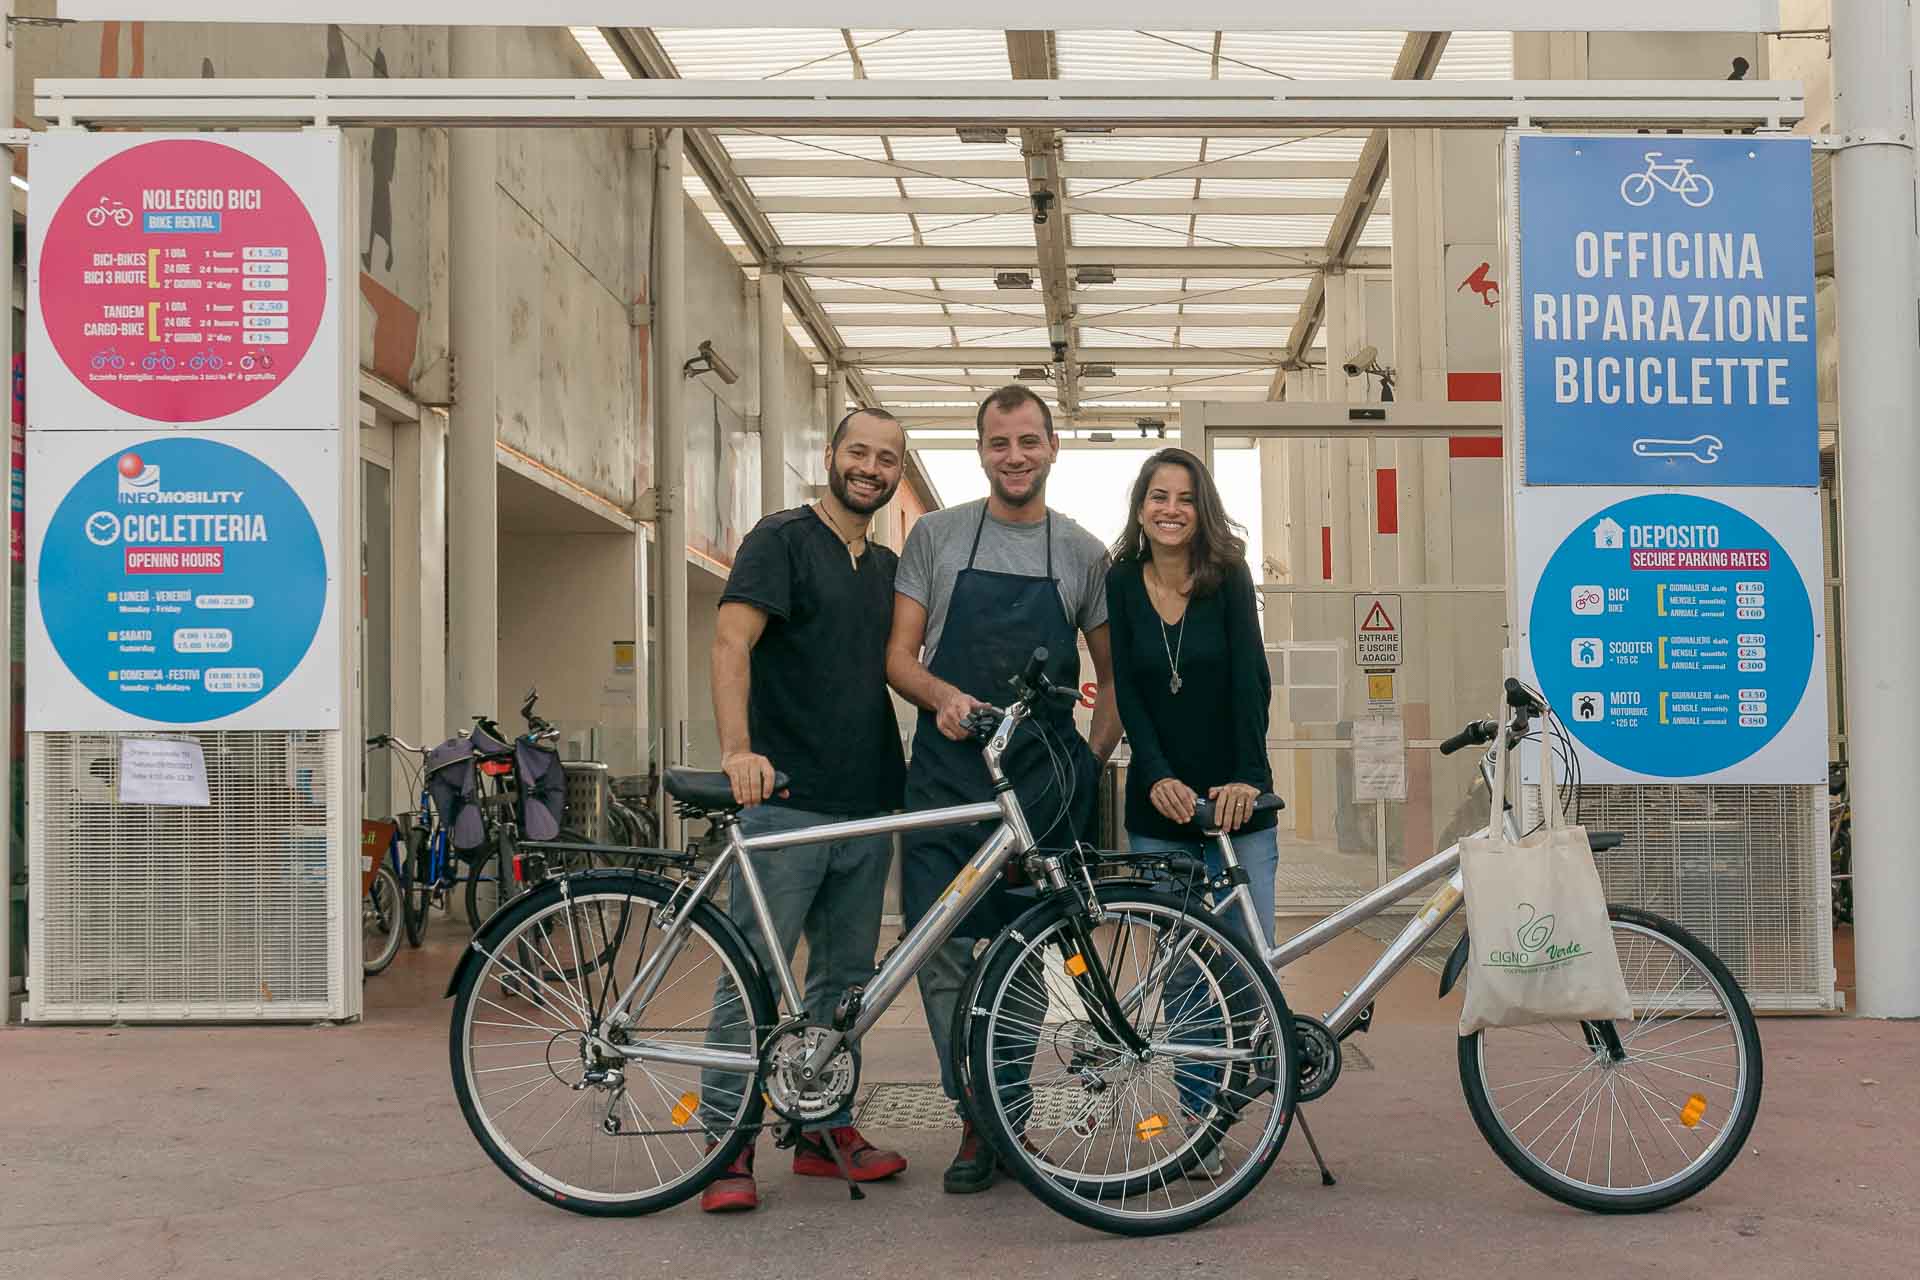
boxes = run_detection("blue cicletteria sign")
[1527,492,1815,778]
[1517,134,1817,486]
[37,435,326,722]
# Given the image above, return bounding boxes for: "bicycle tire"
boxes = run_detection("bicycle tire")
[465,841,514,931]
[363,865,405,975]
[403,826,431,948]
[1457,904,1763,1213]
[450,872,775,1216]
[964,887,1297,1236]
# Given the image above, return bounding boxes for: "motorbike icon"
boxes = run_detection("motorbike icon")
[84,197,136,229]
[240,353,274,372]
[90,350,126,371]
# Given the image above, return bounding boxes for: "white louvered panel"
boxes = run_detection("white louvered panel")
[28,730,345,1022]
[1532,781,1835,1011]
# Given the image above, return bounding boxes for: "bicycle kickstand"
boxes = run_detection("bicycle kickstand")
[807,1121,866,1201]
[1293,1107,1337,1187]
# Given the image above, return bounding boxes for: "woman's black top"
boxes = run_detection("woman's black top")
[1105,557,1275,843]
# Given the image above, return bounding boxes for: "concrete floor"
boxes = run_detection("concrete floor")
[2,919,1914,1280]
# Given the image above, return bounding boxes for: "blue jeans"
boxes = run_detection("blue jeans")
[699,803,894,1132]
[1126,825,1280,1118]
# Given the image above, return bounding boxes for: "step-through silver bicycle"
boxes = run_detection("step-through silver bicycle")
[1142,677,1763,1213]
[447,650,1298,1236]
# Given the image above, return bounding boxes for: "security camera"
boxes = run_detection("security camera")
[683,339,739,385]
[1342,344,1379,380]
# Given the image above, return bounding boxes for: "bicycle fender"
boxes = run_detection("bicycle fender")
[442,867,770,1000]
[1438,931,1471,1000]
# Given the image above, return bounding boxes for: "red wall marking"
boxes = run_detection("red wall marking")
[1447,371,1501,402]
[1375,467,1398,535]
[1449,437,1504,459]
[1320,526,1333,580]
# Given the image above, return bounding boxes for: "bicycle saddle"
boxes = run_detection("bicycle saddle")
[664,766,791,813]
[1188,791,1286,832]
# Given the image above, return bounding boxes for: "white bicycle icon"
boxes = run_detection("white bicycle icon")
[84,197,136,228]
[1620,152,1714,208]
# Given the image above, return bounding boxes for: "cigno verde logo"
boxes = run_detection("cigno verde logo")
[1486,903,1588,971]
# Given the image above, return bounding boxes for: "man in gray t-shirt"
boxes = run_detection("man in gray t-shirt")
[885,384,1121,1196]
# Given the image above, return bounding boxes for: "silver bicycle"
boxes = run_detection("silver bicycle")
[447,649,1298,1236]
[1169,677,1762,1213]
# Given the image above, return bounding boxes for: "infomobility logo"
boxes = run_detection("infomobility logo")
[113,451,245,505]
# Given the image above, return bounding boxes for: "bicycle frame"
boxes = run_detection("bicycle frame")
[1204,748,1520,1038]
[594,703,1057,1079]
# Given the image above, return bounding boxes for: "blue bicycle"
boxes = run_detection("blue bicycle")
[366,732,481,945]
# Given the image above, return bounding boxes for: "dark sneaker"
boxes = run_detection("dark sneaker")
[943,1121,997,1194]
[699,1143,758,1213]
[792,1125,907,1182]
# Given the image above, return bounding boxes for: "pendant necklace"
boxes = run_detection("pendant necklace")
[1148,563,1189,695]
[814,502,866,568]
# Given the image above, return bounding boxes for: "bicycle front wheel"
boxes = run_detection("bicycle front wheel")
[402,828,430,947]
[964,888,1297,1236]
[450,872,776,1215]
[363,865,405,975]
[1458,905,1762,1213]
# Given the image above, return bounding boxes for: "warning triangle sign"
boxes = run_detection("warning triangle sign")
[1359,601,1396,632]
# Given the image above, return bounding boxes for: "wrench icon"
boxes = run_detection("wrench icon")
[1632,434,1724,464]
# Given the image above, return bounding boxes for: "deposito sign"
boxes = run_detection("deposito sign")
[26,432,340,730]
[1515,135,1817,487]
[27,132,341,431]
[1516,486,1824,784]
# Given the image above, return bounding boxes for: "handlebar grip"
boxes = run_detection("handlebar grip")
[1019,647,1050,691]
[1438,719,1496,756]
[1504,678,1545,713]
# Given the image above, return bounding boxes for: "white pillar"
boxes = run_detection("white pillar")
[446,29,499,730]
[653,130,690,845]
[758,266,788,518]
[827,365,849,436]
[1833,0,1920,1017]
[2,0,16,1021]
[391,412,448,761]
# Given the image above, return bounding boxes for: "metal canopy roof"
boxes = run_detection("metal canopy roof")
[558,26,1516,438]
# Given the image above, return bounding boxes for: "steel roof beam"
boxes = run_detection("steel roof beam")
[731,158,1363,180]
[828,310,1299,329]
[36,77,1805,131]
[842,347,1291,366]
[773,246,1390,270]
[706,195,1379,216]
[809,287,1309,306]
[1006,29,1080,413]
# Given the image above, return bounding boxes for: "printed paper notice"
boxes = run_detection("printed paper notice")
[1353,714,1406,802]
[118,736,211,806]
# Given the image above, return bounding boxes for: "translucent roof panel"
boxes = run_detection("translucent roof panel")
[653,28,858,80]
[1215,32,1405,80]
[1056,31,1217,79]
[916,215,1039,246]
[766,213,918,242]
[1435,33,1516,80]
[1069,214,1194,246]
[847,29,1014,79]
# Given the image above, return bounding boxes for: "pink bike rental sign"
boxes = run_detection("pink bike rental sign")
[37,138,329,423]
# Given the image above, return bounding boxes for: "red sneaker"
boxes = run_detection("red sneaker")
[792,1125,907,1182]
[699,1143,759,1213]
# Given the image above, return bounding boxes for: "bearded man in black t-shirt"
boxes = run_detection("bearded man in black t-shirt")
[696,407,912,1213]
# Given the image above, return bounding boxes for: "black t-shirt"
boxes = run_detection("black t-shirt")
[720,507,906,816]
[1106,558,1275,842]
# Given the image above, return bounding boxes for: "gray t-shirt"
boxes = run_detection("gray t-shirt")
[896,499,1111,666]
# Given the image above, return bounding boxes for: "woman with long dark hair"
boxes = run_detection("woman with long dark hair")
[1107,447,1279,1175]
[1106,447,1277,934]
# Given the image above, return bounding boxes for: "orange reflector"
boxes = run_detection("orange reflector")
[1064,953,1088,977]
[670,1092,699,1126]
[1679,1093,1708,1129]
[1136,1114,1167,1142]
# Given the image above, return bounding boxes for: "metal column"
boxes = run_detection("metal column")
[758,265,787,518]
[652,129,689,848]
[445,27,500,731]
[1832,0,1920,1017]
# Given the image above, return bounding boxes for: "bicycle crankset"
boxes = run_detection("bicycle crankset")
[761,1020,861,1124]
[1291,1014,1343,1102]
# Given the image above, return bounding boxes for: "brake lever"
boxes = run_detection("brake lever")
[964,706,1005,743]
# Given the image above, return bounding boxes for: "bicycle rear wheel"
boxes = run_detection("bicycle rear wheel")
[450,872,776,1215]
[363,865,405,975]
[1458,905,1762,1213]
[402,827,431,947]
[963,888,1296,1236]
[465,843,513,930]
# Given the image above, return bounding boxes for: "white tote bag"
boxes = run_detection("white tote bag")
[1458,727,1633,1035]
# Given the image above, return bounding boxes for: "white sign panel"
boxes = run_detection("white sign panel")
[118,738,212,807]
[27,430,342,731]
[1353,594,1403,668]
[53,2,1787,29]
[1353,714,1408,802]
[27,131,343,432]
[1515,485,1825,784]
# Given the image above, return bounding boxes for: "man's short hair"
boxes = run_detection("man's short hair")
[830,405,902,451]
[975,384,1055,442]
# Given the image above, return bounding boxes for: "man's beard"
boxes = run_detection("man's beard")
[987,463,1048,509]
[829,460,897,514]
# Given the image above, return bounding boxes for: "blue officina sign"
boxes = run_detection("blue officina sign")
[37,435,327,722]
[1517,134,1817,486]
